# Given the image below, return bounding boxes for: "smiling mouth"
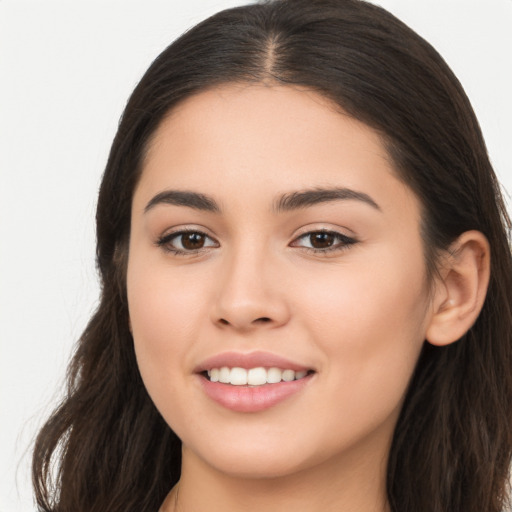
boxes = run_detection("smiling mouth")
[202,367,315,386]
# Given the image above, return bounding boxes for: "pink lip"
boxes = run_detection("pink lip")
[194,350,312,373]
[195,351,315,413]
[199,376,313,413]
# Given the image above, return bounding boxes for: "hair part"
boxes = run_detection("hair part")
[33,1,512,511]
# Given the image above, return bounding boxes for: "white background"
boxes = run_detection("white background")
[1,1,511,510]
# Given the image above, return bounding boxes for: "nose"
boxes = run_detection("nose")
[211,248,291,332]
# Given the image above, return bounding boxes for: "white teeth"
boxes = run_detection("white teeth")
[206,366,310,386]
[267,367,282,384]
[219,367,230,383]
[247,367,267,386]
[282,369,295,382]
[230,367,248,385]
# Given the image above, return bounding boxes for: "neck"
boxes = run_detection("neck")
[161,435,391,512]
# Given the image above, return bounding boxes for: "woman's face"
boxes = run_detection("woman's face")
[127,84,434,479]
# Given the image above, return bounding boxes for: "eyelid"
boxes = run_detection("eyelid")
[290,228,358,254]
[156,226,220,255]
[154,224,357,256]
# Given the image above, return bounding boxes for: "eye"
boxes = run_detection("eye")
[291,230,357,253]
[156,230,218,255]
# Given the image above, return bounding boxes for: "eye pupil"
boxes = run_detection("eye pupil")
[182,232,205,250]
[310,232,335,248]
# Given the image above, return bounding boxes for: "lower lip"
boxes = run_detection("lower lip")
[199,374,313,413]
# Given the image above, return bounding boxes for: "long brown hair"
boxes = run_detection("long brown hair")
[32,1,512,510]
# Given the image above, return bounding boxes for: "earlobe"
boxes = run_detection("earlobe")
[426,230,490,346]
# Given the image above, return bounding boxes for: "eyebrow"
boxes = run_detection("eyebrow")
[144,190,221,213]
[144,187,380,214]
[273,187,381,213]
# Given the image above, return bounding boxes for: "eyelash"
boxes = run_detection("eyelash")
[156,229,357,256]
[156,229,217,256]
[292,230,357,254]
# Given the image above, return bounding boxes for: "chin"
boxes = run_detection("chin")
[183,430,331,481]
[203,451,312,480]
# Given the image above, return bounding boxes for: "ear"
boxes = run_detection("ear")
[426,230,490,346]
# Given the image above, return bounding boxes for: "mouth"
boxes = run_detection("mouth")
[201,366,315,386]
[195,351,315,412]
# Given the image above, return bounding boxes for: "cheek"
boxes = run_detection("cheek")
[303,240,428,336]
[126,253,210,381]
[296,249,429,409]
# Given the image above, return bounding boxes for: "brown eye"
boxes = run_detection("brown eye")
[309,232,335,249]
[157,230,218,254]
[291,230,357,253]
[181,232,206,250]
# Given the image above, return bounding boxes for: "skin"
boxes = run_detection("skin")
[126,84,485,511]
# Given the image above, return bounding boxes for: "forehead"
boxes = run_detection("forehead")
[136,83,417,218]
[147,83,388,166]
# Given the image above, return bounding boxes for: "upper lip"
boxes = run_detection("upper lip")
[194,351,313,373]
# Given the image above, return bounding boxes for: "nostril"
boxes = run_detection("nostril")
[216,316,273,328]
[254,317,271,324]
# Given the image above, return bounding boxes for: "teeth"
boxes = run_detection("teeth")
[230,367,248,385]
[282,369,295,382]
[219,367,230,383]
[267,367,282,384]
[206,366,310,386]
[248,367,267,386]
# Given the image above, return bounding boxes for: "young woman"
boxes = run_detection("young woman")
[32,1,512,511]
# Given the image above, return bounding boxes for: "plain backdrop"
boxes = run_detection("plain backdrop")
[1,1,511,510]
